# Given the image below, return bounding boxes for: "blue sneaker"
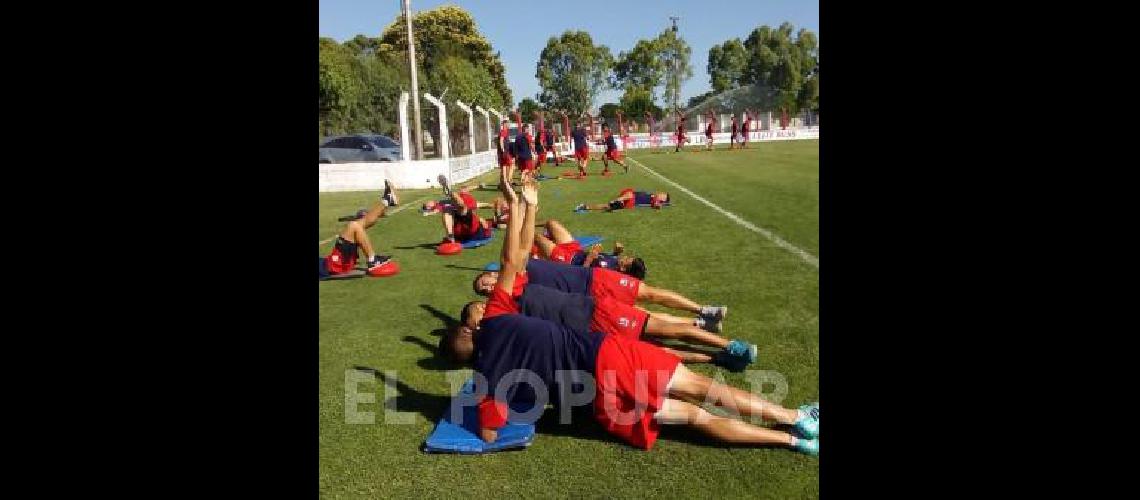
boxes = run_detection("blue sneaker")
[725,340,758,364]
[792,437,818,456]
[793,405,819,439]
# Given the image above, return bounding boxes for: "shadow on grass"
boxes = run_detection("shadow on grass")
[353,366,451,424]
[400,335,457,372]
[419,304,459,331]
[393,242,440,250]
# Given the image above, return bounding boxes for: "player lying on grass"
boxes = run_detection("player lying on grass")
[323,179,399,274]
[435,174,493,245]
[421,191,510,229]
[441,175,819,452]
[472,234,726,333]
[575,188,671,212]
[596,124,628,174]
[452,175,755,370]
[532,219,646,278]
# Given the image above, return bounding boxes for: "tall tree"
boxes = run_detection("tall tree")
[619,85,662,123]
[707,38,747,93]
[535,31,613,117]
[739,22,819,113]
[378,5,512,107]
[611,38,666,101]
[517,98,541,121]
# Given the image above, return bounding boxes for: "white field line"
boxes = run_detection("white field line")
[625,156,819,269]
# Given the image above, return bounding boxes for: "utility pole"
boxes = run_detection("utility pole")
[669,16,680,113]
[403,0,423,160]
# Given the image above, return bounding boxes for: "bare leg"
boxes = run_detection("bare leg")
[340,220,375,260]
[534,234,557,259]
[660,347,712,364]
[361,201,387,229]
[637,284,703,314]
[643,309,697,326]
[655,398,796,446]
[441,211,456,238]
[544,219,575,244]
[667,365,799,425]
[646,315,729,349]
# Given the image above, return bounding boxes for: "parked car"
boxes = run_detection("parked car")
[319,134,402,163]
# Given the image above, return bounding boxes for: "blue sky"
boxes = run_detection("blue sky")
[319,0,818,107]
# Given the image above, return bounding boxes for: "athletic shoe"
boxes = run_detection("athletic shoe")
[792,437,819,456]
[694,316,722,333]
[438,174,452,196]
[711,348,750,373]
[725,339,757,364]
[383,179,399,206]
[367,255,392,269]
[793,405,819,439]
[700,305,728,323]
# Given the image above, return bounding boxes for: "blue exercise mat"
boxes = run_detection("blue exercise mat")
[576,235,603,248]
[461,228,496,249]
[423,379,537,454]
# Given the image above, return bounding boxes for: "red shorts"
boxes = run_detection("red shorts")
[741,130,749,142]
[590,267,641,306]
[548,241,582,264]
[619,188,636,209]
[325,245,357,274]
[590,297,648,341]
[593,335,680,450]
[454,220,492,241]
[605,149,622,161]
[498,153,513,167]
[517,158,536,172]
[574,148,590,161]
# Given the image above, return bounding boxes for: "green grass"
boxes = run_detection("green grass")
[319,140,819,499]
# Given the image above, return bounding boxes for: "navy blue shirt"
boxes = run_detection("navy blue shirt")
[572,129,589,151]
[474,313,603,409]
[514,133,533,160]
[524,258,593,295]
[604,133,618,151]
[570,251,620,270]
[516,284,594,335]
[634,191,653,206]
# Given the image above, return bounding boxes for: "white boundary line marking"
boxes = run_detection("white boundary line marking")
[318,194,434,246]
[626,156,819,269]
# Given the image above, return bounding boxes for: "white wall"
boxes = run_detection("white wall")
[319,128,818,192]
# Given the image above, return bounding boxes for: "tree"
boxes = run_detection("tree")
[536,31,614,117]
[658,27,693,111]
[620,85,662,123]
[611,38,666,101]
[598,103,623,125]
[518,98,541,121]
[319,38,361,137]
[707,38,747,93]
[378,5,512,107]
[739,22,819,113]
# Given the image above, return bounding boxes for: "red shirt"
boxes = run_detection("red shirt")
[483,272,529,319]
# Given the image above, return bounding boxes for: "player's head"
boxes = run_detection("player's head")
[524,123,533,134]
[619,257,647,280]
[473,271,499,295]
[459,300,487,330]
[501,119,509,128]
[439,322,476,365]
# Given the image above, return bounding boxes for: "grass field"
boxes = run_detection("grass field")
[319,139,819,498]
